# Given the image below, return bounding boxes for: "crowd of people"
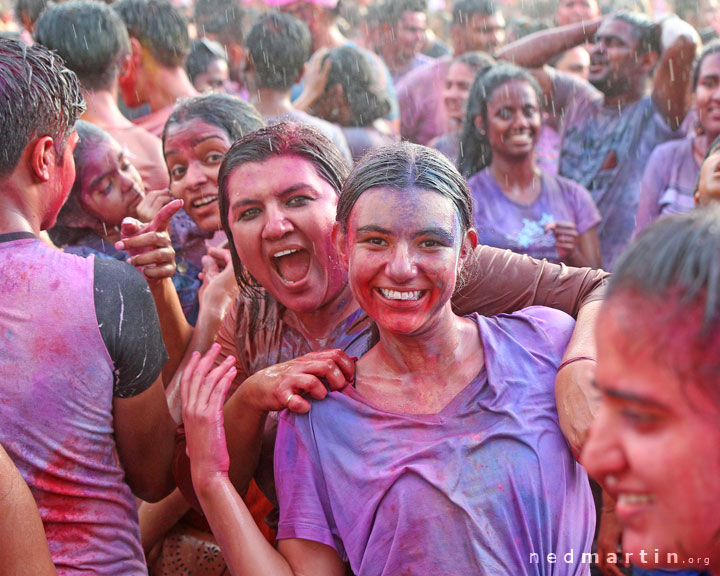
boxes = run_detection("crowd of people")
[0,0,719,574]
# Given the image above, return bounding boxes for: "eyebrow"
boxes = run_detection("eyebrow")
[90,167,115,189]
[164,134,227,157]
[356,225,455,242]
[601,387,668,410]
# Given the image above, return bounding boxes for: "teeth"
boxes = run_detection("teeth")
[192,196,218,208]
[618,493,654,505]
[379,289,422,301]
[274,249,299,258]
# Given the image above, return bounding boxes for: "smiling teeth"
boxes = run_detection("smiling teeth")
[379,289,422,300]
[192,196,217,208]
[618,494,654,505]
[274,249,299,258]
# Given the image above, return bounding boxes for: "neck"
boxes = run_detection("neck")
[371,304,468,379]
[0,185,43,236]
[490,153,539,190]
[82,88,133,130]
[146,67,198,111]
[314,23,347,50]
[696,132,718,160]
[291,282,359,347]
[381,47,411,75]
[249,88,294,117]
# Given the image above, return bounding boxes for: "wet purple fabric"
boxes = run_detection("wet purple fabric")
[0,237,147,575]
[390,52,434,84]
[275,308,594,575]
[634,137,698,236]
[468,169,601,263]
[555,68,683,269]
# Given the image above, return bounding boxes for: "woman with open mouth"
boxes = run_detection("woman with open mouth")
[459,63,602,269]
[180,141,595,574]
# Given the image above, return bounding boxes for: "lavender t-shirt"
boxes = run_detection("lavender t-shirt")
[275,309,594,575]
[634,137,698,236]
[468,169,601,264]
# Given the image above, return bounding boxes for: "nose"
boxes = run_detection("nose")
[385,242,417,282]
[580,404,627,485]
[261,205,293,240]
[186,160,208,189]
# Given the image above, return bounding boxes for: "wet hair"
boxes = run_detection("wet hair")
[34,1,130,92]
[13,0,49,28]
[387,0,427,25]
[610,206,720,402]
[324,45,391,126]
[694,39,720,90]
[245,11,311,91]
[163,93,265,155]
[52,120,112,235]
[113,0,189,67]
[217,122,349,326]
[337,141,473,233]
[610,11,660,55]
[185,38,227,84]
[194,0,245,44]
[453,50,495,71]
[458,62,541,178]
[0,39,85,176]
[452,0,499,26]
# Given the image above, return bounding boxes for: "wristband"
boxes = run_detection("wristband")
[557,356,596,372]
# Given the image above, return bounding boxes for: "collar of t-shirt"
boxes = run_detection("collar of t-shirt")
[0,231,37,244]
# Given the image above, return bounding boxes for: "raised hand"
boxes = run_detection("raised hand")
[116,199,184,281]
[240,349,356,415]
[546,220,580,262]
[181,344,237,480]
[136,189,175,223]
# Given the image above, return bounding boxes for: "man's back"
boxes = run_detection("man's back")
[0,234,161,575]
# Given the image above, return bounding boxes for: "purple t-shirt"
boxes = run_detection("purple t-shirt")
[553,69,684,269]
[275,309,594,575]
[390,52,433,85]
[635,137,698,236]
[468,169,601,264]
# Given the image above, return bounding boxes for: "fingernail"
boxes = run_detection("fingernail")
[115,241,125,250]
[349,356,359,362]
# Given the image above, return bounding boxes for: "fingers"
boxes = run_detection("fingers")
[120,217,143,240]
[147,198,183,233]
[117,229,173,255]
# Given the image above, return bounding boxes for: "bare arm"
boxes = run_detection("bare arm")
[651,18,699,130]
[0,445,57,576]
[555,300,601,457]
[182,349,346,576]
[496,20,602,98]
[114,375,177,502]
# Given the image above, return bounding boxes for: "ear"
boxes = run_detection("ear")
[227,43,245,67]
[638,49,659,74]
[332,221,350,271]
[694,188,701,207]
[457,228,478,274]
[30,137,55,182]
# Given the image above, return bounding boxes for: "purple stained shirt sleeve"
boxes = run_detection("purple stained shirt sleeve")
[275,412,347,560]
[562,178,602,235]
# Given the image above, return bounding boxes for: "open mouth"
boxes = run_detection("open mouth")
[191,195,218,209]
[506,131,533,145]
[617,493,654,505]
[273,248,311,284]
[377,288,424,301]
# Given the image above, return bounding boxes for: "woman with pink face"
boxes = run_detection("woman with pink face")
[635,41,720,235]
[582,207,720,575]
[459,64,602,269]
[180,142,595,575]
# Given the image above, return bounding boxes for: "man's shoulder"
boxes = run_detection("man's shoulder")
[397,55,451,91]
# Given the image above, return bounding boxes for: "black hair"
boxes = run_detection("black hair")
[185,38,227,84]
[217,122,348,331]
[163,93,265,154]
[610,206,720,401]
[387,0,428,24]
[324,44,391,126]
[337,141,473,232]
[194,0,245,45]
[458,62,541,178]
[611,11,660,55]
[452,0,499,25]
[0,38,85,176]
[245,11,311,91]
[13,0,49,28]
[453,50,495,70]
[113,0,189,67]
[34,0,130,91]
[694,39,720,90]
